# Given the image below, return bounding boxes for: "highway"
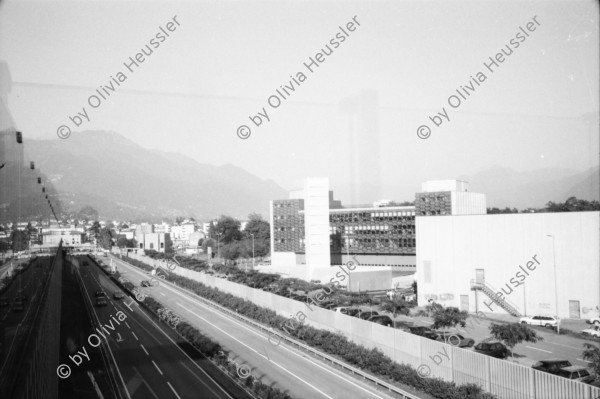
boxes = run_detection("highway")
[109,254,408,399]
[73,255,241,399]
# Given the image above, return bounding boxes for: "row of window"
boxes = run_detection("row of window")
[420,196,448,202]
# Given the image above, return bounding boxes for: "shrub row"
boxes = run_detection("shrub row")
[122,256,496,399]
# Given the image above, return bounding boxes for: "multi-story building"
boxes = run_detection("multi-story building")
[270,178,417,271]
[41,224,85,247]
[136,232,170,253]
[415,180,486,216]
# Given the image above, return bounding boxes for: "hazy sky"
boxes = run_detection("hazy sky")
[1,0,598,204]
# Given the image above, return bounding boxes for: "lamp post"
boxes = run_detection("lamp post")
[216,232,222,261]
[546,234,560,334]
[250,233,255,271]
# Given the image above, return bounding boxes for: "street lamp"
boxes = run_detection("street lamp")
[250,233,255,271]
[546,234,560,334]
[216,232,222,261]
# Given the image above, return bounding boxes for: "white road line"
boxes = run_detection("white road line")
[125,322,131,329]
[167,382,181,399]
[140,344,149,355]
[545,341,584,351]
[577,358,592,363]
[178,303,369,399]
[525,346,552,353]
[121,259,385,399]
[152,360,163,375]
[160,292,165,296]
[132,332,139,341]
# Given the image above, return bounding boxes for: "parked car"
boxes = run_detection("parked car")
[358,311,379,320]
[141,280,151,287]
[435,332,475,347]
[532,360,573,375]
[0,297,9,307]
[555,366,595,383]
[474,341,508,359]
[334,306,352,313]
[408,326,438,339]
[113,291,125,300]
[369,315,394,327]
[96,297,108,307]
[582,326,600,338]
[519,315,559,328]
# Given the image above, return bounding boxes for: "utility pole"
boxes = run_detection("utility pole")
[547,234,560,334]
[250,233,255,271]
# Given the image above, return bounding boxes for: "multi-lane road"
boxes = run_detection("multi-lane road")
[73,255,240,399]
[108,254,404,399]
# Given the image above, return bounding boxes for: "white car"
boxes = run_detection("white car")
[519,315,559,327]
[582,326,600,338]
[588,316,600,325]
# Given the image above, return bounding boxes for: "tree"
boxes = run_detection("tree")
[175,216,185,225]
[583,343,600,376]
[380,297,412,321]
[488,323,543,358]
[10,230,28,252]
[545,197,600,212]
[89,221,101,238]
[244,213,270,256]
[214,216,242,244]
[97,227,114,249]
[430,306,470,342]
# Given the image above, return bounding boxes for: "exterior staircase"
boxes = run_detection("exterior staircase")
[470,279,522,317]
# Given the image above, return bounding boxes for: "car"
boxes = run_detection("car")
[12,302,24,312]
[358,311,379,320]
[582,326,600,338]
[474,341,508,359]
[113,292,125,300]
[555,366,595,383]
[519,315,559,328]
[408,326,438,339]
[369,315,394,327]
[435,332,475,348]
[96,297,108,307]
[0,297,9,307]
[16,291,28,301]
[141,280,151,287]
[94,290,105,297]
[532,360,573,375]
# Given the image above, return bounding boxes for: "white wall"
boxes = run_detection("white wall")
[304,177,331,278]
[416,212,600,319]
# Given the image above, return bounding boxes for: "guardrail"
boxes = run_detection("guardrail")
[112,254,422,399]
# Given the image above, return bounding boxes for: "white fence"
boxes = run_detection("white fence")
[122,253,600,399]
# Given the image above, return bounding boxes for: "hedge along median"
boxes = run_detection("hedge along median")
[89,255,292,399]
[116,255,496,399]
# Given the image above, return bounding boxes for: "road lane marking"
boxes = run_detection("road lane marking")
[121,258,385,399]
[545,341,584,351]
[167,382,181,399]
[125,322,131,329]
[132,332,139,341]
[178,304,357,399]
[577,358,592,363]
[152,360,163,375]
[160,292,165,296]
[525,346,552,353]
[140,344,149,355]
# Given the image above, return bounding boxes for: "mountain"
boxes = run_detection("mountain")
[24,131,287,222]
[458,166,600,209]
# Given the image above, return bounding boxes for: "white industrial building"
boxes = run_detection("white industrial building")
[416,211,600,319]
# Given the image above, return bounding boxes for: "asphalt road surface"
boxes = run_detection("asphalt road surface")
[75,255,238,399]
[110,255,403,399]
